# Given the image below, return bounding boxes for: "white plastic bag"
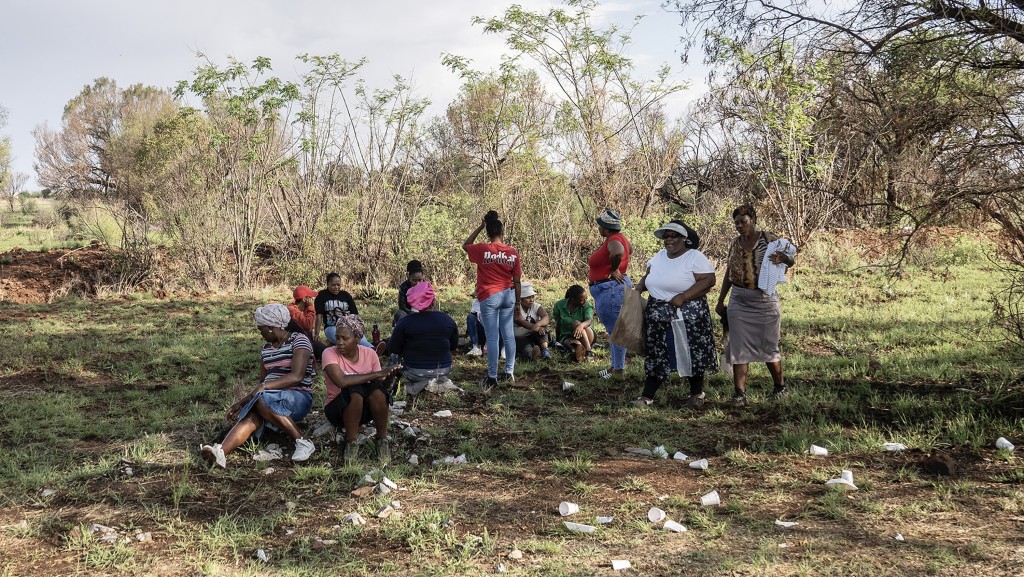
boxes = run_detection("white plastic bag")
[671,310,692,377]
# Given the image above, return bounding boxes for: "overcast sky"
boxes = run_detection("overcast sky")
[0,0,702,190]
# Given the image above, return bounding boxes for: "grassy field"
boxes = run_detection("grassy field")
[0,231,1021,576]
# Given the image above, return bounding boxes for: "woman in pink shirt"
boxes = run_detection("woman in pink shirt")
[463,210,522,389]
[322,314,402,466]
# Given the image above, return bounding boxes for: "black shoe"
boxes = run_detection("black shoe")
[731,394,748,408]
[683,393,706,409]
[497,372,515,384]
[769,387,789,401]
[481,377,498,391]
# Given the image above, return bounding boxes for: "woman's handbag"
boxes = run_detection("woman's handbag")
[609,286,647,354]
[671,309,692,377]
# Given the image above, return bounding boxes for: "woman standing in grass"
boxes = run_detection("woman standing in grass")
[633,220,718,408]
[463,210,522,389]
[200,304,316,468]
[587,209,632,377]
[716,204,796,407]
[322,315,403,466]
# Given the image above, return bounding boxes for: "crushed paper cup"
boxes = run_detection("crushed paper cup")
[433,410,453,418]
[624,447,653,456]
[689,458,709,470]
[563,521,597,534]
[700,490,721,506]
[596,515,614,524]
[774,520,799,528]
[881,442,907,452]
[808,444,829,456]
[895,533,905,541]
[256,549,268,562]
[663,520,687,533]
[647,507,666,523]
[672,451,689,461]
[562,381,574,391]
[825,478,858,491]
[996,437,1015,451]
[408,454,419,465]
[652,445,669,459]
[381,476,398,490]
[841,470,854,484]
[611,560,632,571]
[559,501,580,516]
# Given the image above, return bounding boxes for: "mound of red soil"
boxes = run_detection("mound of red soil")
[0,244,112,304]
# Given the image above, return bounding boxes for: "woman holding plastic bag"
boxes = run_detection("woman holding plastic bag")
[632,220,718,409]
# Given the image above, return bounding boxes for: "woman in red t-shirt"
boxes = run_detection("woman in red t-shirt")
[587,209,632,377]
[463,210,522,389]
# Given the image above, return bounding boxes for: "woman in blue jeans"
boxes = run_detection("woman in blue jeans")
[587,209,632,377]
[463,210,522,388]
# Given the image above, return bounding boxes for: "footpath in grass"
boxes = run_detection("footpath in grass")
[0,232,1022,576]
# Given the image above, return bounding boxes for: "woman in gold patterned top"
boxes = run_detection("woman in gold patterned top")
[715,205,796,407]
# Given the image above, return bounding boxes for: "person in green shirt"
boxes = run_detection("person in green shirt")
[551,285,596,362]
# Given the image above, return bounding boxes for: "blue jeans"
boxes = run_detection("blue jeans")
[479,288,516,378]
[590,276,633,370]
[466,313,483,347]
[324,325,373,348]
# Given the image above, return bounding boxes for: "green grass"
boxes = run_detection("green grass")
[1,230,1022,576]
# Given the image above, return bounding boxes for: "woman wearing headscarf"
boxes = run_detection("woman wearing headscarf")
[322,314,403,466]
[200,304,316,468]
[389,281,460,402]
[463,210,522,389]
[633,220,719,408]
[715,204,796,407]
[587,209,632,377]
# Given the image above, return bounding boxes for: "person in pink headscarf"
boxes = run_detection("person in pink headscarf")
[388,281,459,403]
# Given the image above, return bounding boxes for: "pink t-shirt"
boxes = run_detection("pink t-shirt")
[465,242,522,301]
[322,346,381,405]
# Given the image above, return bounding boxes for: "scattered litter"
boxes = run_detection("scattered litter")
[403,426,419,437]
[393,401,407,409]
[376,505,395,519]
[647,507,666,523]
[689,458,709,470]
[611,559,632,571]
[390,500,402,510]
[840,470,854,484]
[596,515,615,524]
[375,484,392,495]
[658,495,668,501]
[700,490,721,506]
[652,445,669,459]
[881,442,907,452]
[774,520,799,528]
[624,447,653,457]
[381,477,398,490]
[310,422,334,438]
[408,454,419,465]
[362,473,376,485]
[253,445,283,461]
[123,466,134,476]
[433,454,468,466]
[497,563,506,573]
[425,377,463,394]
[895,533,905,541]
[996,437,1015,452]
[562,381,574,391]
[559,501,580,516]
[39,489,56,498]
[134,532,151,542]
[433,410,453,418]
[13,520,28,530]
[808,444,829,456]
[263,467,275,475]
[509,549,523,559]
[673,452,688,461]
[390,408,404,416]
[825,478,858,491]
[663,520,687,533]
[313,538,338,549]
[256,549,268,563]
[563,521,597,534]
[342,513,367,525]
[285,529,294,535]
[778,543,790,548]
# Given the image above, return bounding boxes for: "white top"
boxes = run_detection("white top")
[645,249,715,302]
[470,298,481,315]
[757,238,796,296]
[514,302,543,338]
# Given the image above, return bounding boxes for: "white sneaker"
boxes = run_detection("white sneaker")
[201,443,226,468]
[292,438,315,462]
[467,345,483,356]
[499,349,506,360]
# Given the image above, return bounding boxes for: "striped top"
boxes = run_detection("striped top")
[260,332,315,391]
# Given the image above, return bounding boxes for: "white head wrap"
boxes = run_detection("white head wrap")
[254,303,291,329]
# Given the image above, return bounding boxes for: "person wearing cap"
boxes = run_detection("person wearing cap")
[392,260,425,327]
[551,285,596,362]
[513,282,551,360]
[633,220,719,409]
[287,285,327,362]
[200,304,317,469]
[588,209,633,377]
[388,281,460,402]
[716,204,796,407]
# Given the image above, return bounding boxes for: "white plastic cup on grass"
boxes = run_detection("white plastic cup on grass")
[689,458,709,470]
[663,520,687,533]
[673,451,688,461]
[841,470,854,484]
[611,560,632,571]
[996,437,1015,451]
[808,444,829,456]
[700,490,720,506]
[559,501,580,516]
[647,507,666,523]
[563,521,597,534]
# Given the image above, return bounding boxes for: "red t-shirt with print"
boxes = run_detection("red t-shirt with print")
[465,242,522,301]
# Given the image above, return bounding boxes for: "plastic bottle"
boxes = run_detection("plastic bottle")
[371,324,381,346]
